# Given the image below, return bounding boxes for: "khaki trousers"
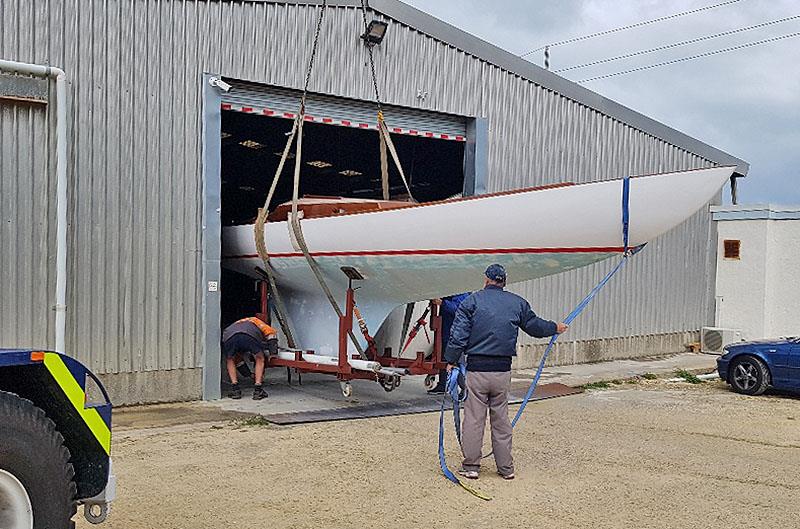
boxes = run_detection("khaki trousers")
[461,370,513,475]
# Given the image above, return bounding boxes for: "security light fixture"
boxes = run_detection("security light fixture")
[339,169,362,177]
[361,20,388,45]
[208,76,231,92]
[306,160,333,168]
[239,140,263,149]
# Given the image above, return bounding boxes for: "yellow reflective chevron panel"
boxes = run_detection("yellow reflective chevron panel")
[42,353,111,455]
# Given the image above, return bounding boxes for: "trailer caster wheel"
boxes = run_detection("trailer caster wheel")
[380,376,401,392]
[340,382,353,398]
[424,374,437,391]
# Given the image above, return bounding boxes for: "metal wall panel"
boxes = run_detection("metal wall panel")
[0,97,55,349]
[0,0,729,380]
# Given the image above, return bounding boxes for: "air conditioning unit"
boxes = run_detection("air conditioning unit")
[701,327,743,354]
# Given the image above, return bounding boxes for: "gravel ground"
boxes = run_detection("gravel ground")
[76,380,800,529]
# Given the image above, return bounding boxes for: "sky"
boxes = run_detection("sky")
[403,0,800,205]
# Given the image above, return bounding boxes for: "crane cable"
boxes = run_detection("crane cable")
[290,0,368,357]
[359,0,415,201]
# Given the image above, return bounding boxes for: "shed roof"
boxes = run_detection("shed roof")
[266,0,748,175]
[711,205,800,221]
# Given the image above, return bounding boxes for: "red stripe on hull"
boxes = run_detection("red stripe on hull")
[222,246,626,260]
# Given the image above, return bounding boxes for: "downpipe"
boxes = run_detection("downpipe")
[0,59,69,353]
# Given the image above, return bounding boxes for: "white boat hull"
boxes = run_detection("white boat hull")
[222,166,734,355]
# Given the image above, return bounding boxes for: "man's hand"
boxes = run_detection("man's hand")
[432,298,442,306]
[446,363,455,373]
[556,322,569,334]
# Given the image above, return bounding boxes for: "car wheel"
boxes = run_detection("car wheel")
[729,356,770,396]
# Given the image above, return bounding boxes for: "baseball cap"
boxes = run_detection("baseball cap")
[485,263,507,282]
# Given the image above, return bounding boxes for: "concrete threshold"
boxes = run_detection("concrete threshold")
[112,352,719,430]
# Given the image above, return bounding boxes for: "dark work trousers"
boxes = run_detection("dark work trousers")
[461,370,513,475]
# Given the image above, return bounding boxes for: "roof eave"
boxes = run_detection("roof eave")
[252,0,750,176]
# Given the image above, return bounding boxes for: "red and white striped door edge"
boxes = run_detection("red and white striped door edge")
[220,103,466,142]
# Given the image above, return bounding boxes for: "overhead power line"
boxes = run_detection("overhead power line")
[555,15,800,73]
[520,0,745,57]
[578,30,800,82]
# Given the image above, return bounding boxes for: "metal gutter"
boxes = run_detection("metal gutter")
[710,204,800,221]
[0,59,69,353]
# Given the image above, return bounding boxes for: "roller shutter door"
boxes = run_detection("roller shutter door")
[221,80,467,142]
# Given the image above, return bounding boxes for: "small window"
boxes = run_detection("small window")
[723,239,741,259]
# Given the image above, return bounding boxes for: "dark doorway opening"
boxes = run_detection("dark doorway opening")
[220,110,466,226]
[218,108,467,393]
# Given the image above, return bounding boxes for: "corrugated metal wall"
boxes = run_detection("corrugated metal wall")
[1,0,722,380]
[0,97,55,349]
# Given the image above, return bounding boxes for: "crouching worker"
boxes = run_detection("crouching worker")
[444,264,568,480]
[222,314,278,400]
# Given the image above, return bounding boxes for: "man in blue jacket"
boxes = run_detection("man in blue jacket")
[444,264,568,480]
[428,292,471,394]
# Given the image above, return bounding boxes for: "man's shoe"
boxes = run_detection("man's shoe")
[498,471,515,480]
[252,385,267,400]
[458,468,479,480]
[228,384,242,399]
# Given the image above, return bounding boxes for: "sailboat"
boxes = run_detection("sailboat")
[222,165,735,355]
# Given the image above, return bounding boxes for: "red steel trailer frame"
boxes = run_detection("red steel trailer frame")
[257,281,447,390]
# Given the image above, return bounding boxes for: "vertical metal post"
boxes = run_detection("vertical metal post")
[463,117,488,196]
[201,73,224,400]
[338,283,355,375]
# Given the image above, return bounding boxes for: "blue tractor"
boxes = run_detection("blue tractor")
[0,349,115,528]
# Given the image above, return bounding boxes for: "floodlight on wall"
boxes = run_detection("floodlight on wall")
[307,160,333,168]
[361,20,388,45]
[339,169,362,177]
[239,140,263,149]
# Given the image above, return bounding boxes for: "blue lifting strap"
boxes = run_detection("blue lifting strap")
[513,176,638,425]
[438,175,641,499]
[438,363,491,500]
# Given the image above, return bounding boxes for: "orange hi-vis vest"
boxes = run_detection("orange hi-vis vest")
[237,317,276,339]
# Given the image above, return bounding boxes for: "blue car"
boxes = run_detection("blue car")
[717,337,800,395]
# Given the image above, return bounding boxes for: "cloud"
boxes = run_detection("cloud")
[403,0,800,204]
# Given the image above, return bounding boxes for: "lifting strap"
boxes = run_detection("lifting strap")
[281,0,367,357]
[254,0,412,356]
[438,175,643,499]
[359,0,415,201]
[378,113,414,198]
[288,112,367,357]
[253,117,300,348]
